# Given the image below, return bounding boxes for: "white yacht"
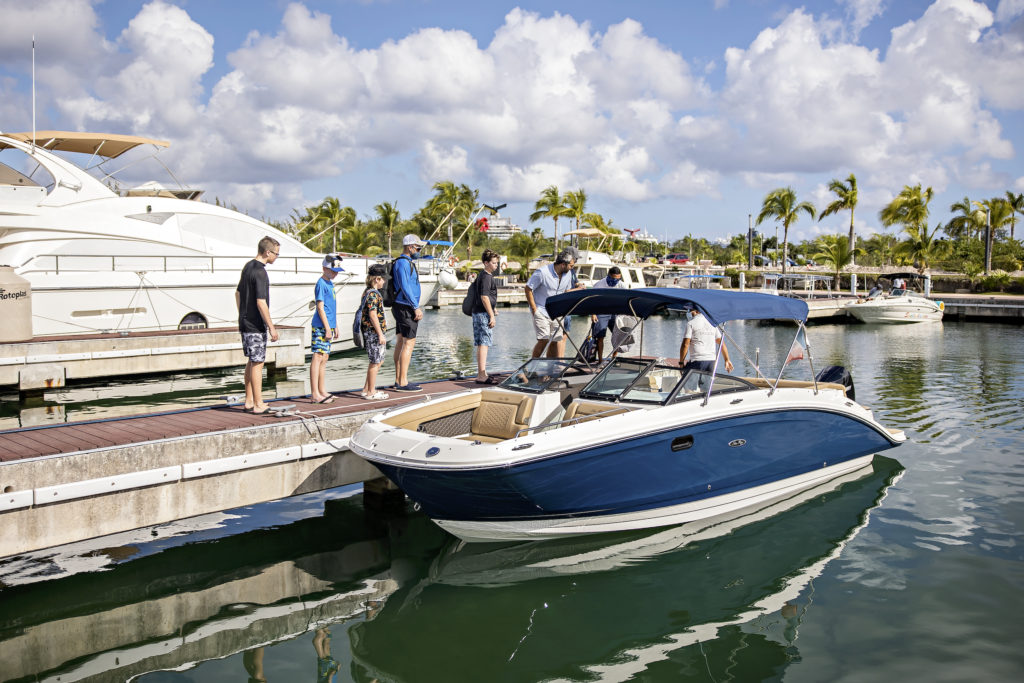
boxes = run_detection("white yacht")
[0,131,452,348]
[844,272,944,324]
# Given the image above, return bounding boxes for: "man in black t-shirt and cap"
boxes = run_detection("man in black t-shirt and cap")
[236,236,280,413]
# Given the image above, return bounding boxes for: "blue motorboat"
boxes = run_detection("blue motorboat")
[348,288,905,542]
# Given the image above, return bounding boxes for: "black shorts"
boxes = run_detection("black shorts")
[393,304,419,339]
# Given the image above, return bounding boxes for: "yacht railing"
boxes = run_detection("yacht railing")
[17,253,377,275]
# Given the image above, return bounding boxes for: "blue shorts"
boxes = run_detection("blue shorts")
[241,332,267,363]
[593,314,613,339]
[311,327,331,354]
[472,311,493,346]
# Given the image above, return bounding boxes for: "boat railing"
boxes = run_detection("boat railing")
[515,405,628,437]
[17,253,374,276]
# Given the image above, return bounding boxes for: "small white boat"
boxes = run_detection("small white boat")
[349,288,906,542]
[845,272,944,324]
[0,131,453,347]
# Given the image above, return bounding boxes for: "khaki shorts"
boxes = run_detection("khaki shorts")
[532,308,563,341]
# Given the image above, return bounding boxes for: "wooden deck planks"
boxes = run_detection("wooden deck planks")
[0,377,480,462]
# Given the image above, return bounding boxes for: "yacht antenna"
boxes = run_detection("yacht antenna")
[31,36,36,152]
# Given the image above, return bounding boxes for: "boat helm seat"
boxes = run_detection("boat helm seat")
[469,391,536,441]
[562,400,631,425]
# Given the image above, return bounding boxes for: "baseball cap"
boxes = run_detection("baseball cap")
[322,255,344,272]
[402,234,426,247]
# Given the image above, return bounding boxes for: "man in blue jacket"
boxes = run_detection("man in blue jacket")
[391,234,425,391]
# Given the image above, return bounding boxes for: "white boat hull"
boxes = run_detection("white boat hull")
[845,296,944,323]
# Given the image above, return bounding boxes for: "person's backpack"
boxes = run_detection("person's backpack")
[352,291,369,349]
[461,277,478,316]
[383,256,411,308]
[577,321,598,364]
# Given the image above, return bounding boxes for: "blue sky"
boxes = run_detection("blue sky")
[2,0,1023,245]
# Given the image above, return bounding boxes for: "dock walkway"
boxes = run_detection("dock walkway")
[0,376,484,557]
[0,326,305,394]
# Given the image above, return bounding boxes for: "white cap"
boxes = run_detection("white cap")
[322,255,344,272]
[402,234,426,247]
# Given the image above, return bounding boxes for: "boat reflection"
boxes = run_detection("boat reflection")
[349,456,904,683]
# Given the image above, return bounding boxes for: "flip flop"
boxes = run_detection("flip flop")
[243,406,255,413]
[317,396,335,404]
[475,376,499,385]
[251,406,270,415]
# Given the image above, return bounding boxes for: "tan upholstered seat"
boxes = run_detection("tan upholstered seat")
[468,391,536,441]
[562,400,631,424]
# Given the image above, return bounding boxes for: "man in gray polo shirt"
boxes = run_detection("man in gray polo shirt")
[525,250,579,358]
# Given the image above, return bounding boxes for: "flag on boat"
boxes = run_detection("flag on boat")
[786,329,807,365]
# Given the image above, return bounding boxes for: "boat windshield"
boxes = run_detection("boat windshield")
[499,358,575,393]
[579,358,686,405]
[580,358,757,405]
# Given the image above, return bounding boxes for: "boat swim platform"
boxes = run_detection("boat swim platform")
[0,376,484,558]
[0,326,306,395]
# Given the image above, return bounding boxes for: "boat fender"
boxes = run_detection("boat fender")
[815,365,855,401]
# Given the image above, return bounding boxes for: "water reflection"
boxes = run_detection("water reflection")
[349,457,904,683]
[0,495,447,683]
[0,458,902,682]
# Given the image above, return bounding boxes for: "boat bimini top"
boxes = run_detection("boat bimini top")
[545,287,808,325]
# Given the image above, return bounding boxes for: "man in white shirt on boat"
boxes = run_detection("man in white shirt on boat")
[680,309,733,374]
[590,266,625,362]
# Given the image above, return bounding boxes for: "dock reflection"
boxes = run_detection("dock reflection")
[0,495,447,682]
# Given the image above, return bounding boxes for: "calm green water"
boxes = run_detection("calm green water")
[0,310,1022,682]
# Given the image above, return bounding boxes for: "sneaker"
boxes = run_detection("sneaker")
[393,383,422,392]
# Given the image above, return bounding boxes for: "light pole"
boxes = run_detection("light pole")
[747,214,753,269]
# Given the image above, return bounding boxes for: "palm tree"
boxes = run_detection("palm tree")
[529,185,571,253]
[973,197,1014,273]
[374,201,401,257]
[304,197,356,253]
[507,232,538,263]
[813,235,860,291]
[879,184,933,235]
[945,196,985,241]
[818,174,858,264]
[564,189,588,233]
[894,222,951,273]
[755,187,816,274]
[338,221,382,256]
[1006,191,1023,242]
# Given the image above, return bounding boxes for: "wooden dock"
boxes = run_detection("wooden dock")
[0,375,489,557]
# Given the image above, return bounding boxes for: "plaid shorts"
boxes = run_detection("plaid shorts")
[311,326,331,354]
[365,329,386,365]
[241,331,268,363]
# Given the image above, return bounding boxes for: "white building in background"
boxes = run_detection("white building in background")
[480,213,522,240]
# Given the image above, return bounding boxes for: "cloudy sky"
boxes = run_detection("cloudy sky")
[2,0,1023,244]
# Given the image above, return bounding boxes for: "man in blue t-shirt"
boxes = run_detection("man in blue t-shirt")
[310,254,344,403]
[391,234,425,392]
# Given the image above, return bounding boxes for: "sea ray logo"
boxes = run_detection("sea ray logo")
[426,447,440,458]
[728,439,746,448]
